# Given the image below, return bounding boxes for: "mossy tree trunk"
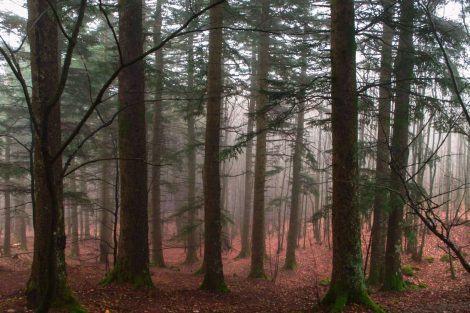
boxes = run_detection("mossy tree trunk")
[368,0,394,286]
[150,0,166,268]
[105,0,153,288]
[322,0,381,311]
[250,0,269,279]
[383,0,414,292]
[200,0,228,292]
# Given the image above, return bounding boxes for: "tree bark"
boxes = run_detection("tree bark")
[104,0,153,288]
[200,0,227,292]
[3,138,11,257]
[249,0,269,279]
[150,0,166,268]
[368,0,394,286]
[322,0,381,311]
[383,0,415,291]
[25,0,78,310]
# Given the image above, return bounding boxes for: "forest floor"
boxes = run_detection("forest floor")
[1,228,470,313]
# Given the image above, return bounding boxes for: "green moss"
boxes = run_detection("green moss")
[424,256,434,263]
[440,254,451,262]
[322,285,386,313]
[401,265,414,277]
[102,259,153,289]
[200,280,230,293]
[319,277,331,286]
[248,267,267,279]
[283,260,297,270]
[382,272,405,291]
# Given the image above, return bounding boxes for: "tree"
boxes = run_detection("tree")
[250,0,269,279]
[104,0,153,287]
[368,0,394,286]
[25,0,86,311]
[150,0,166,268]
[237,46,256,259]
[200,0,228,292]
[3,138,11,257]
[322,0,382,311]
[284,64,306,270]
[383,0,415,291]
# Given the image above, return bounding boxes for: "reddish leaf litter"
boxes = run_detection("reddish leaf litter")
[1,226,470,312]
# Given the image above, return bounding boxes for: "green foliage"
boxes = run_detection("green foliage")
[401,265,414,277]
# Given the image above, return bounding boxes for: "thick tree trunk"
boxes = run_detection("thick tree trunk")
[368,0,394,286]
[150,0,166,268]
[105,0,153,288]
[25,0,79,310]
[383,0,414,292]
[250,0,269,279]
[200,0,227,292]
[322,1,381,311]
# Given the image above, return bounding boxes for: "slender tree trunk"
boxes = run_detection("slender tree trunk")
[383,0,415,291]
[368,0,394,286]
[250,0,269,279]
[99,160,113,264]
[322,1,380,311]
[3,138,11,257]
[150,0,166,268]
[200,0,227,292]
[105,0,153,287]
[238,47,256,259]
[284,91,305,269]
[70,177,80,257]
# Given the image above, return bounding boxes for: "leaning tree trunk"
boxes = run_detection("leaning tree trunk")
[383,0,414,292]
[322,0,381,311]
[250,0,269,279]
[104,0,153,288]
[150,0,166,268]
[25,0,80,310]
[368,0,394,286]
[200,0,228,292]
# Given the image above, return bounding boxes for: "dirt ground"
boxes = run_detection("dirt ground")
[1,229,470,313]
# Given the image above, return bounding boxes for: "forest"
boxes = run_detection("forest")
[0,0,470,312]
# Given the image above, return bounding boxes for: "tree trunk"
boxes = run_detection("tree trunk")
[284,81,305,269]
[25,0,78,310]
[150,0,166,268]
[322,1,380,311]
[200,0,227,292]
[70,176,80,257]
[238,47,256,259]
[99,160,113,264]
[383,0,415,291]
[250,0,269,279]
[3,138,11,257]
[104,0,153,288]
[368,0,394,286]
